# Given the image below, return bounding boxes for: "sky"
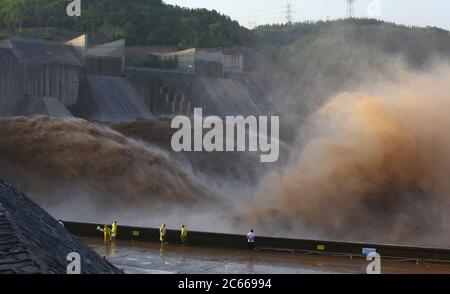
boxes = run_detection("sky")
[163,0,450,30]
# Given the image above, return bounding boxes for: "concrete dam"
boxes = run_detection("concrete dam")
[0,36,274,122]
[127,67,273,117]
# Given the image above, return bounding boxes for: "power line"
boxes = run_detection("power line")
[286,1,294,24]
[211,0,347,27]
[231,0,344,18]
[345,0,356,18]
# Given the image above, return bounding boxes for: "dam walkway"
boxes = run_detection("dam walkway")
[82,237,450,274]
[65,221,450,274]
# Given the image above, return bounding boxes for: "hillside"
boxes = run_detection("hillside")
[255,19,450,74]
[0,0,254,47]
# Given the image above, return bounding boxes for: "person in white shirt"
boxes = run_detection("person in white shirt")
[247,229,256,251]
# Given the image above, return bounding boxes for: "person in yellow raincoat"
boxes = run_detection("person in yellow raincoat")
[97,224,112,245]
[111,221,118,241]
[160,223,166,244]
[180,225,188,246]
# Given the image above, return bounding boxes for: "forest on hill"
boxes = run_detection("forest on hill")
[255,18,450,76]
[0,0,254,47]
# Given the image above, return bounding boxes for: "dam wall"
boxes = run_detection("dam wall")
[1,38,275,121]
[76,75,153,122]
[1,38,83,108]
[0,49,25,116]
[19,96,74,118]
[127,67,272,117]
[0,41,83,116]
[22,63,82,108]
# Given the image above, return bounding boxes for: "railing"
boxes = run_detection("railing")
[64,221,450,261]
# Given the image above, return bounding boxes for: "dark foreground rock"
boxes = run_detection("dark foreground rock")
[0,179,122,274]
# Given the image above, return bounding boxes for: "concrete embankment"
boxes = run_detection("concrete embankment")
[0,180,121,274]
